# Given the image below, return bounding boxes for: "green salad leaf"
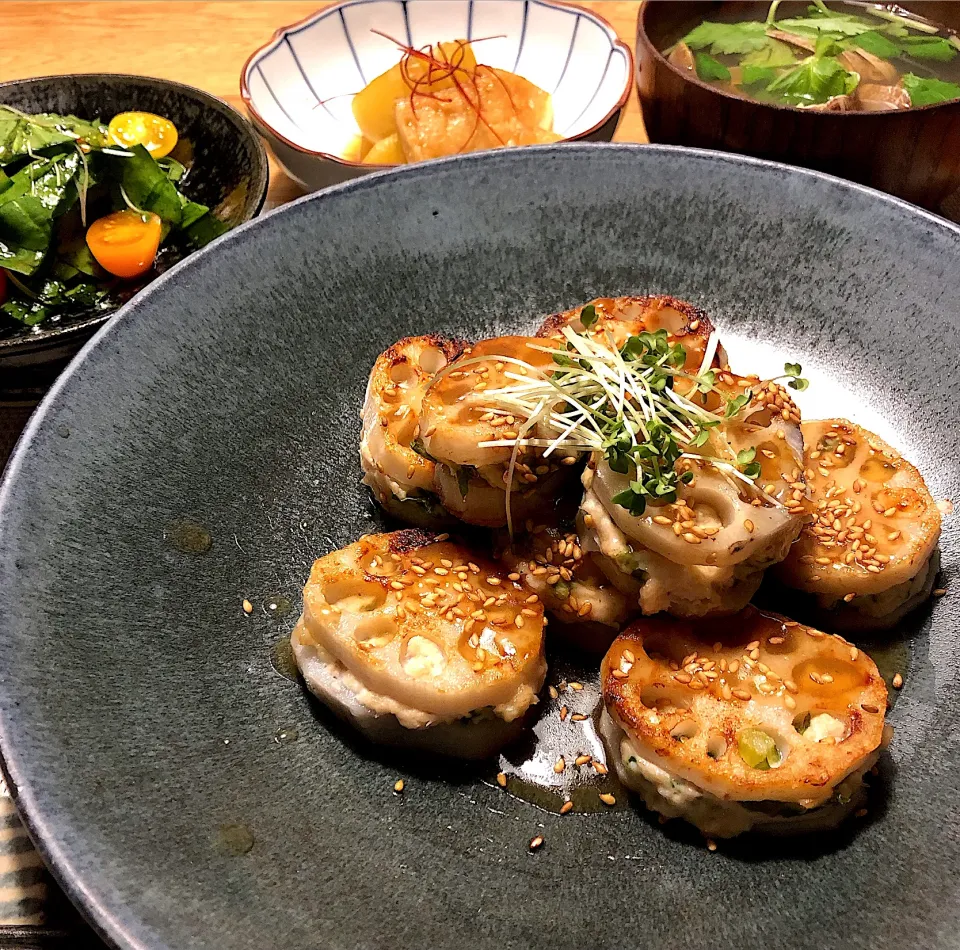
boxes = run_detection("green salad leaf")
[902,73,960,106]
[695,52,731,82]
[0,152,81,274]
[109,144,182,224]
[0,107,106,163]
[682,20,771,55]
[184,211,227,248]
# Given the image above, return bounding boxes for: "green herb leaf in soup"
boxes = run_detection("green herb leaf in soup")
[766,38,859,105]
[775,14,877,38]
[901,34,958,61]
[849,31,902,59]
[741,65,777,87]
[902,73,960,106]
[741,39,798,69]
[682,20,772,55]
[695,53,731,83]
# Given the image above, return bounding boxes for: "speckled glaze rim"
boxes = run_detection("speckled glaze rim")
[2,143,960,950]
[239,0,634,168]
[0,73,270,357]
[635,0,960,117]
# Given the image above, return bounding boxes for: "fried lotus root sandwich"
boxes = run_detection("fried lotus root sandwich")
[418,336,581,527]
[292,530,547,758]
[599,607,890,838]
[536,295,729,371]
[580,371,807,617]
[776,419,941,630]
[360,335,467,528]
[495,522,635,651]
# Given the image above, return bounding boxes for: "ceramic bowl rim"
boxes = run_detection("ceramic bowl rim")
[0,72,270,356]
[635,0,960,117]
[2,142,960,950]
[3,142,960,950]
[239,0,634,167]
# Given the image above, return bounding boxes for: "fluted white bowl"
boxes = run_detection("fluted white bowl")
[241,0,632,190]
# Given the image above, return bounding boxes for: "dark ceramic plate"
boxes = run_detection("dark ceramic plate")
[0,145,958,950]
[0,74,268,398]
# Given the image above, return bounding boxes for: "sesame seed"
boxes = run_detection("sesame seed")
[892,672,903,689]
[599,793,616,806]
[744,519,755,533]
[593,761,609,775]
[570,713,588,722]
[934,588,948,597]
[861,703,879,714]
[732,688,752,701]
[528,835,544,851]
[554,757,566,774]
[242,599,253,614]
[560,800,574,815]
[569,682,583,691]
[611,669,628,679]
[784,695,796,710]
[706,839,717,852]
[394,780,405,793]
[575,754,592,766]
[560,706,569,721]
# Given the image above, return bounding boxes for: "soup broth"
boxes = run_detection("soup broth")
[663,1,960,111]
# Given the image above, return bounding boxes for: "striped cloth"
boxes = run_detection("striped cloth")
[0,776,48,927]
[1,408,53,930]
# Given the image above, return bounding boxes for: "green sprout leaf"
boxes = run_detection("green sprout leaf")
[784,362,802,377]
[788,377,810,391]
[724,391,752,419]
[579,303,598,329]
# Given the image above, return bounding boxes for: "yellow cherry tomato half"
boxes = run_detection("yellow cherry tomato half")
[107,112,179,158]
[86,210,163,279]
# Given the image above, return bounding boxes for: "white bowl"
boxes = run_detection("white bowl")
[241,0,632,190]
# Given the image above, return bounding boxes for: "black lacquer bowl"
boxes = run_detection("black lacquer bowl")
[0,74,268,399]
[0,145,958,950]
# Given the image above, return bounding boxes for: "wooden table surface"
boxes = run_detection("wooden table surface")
[0,1,647,210]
